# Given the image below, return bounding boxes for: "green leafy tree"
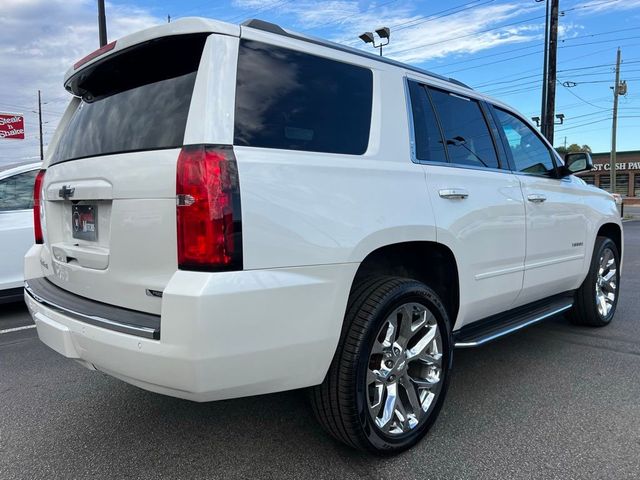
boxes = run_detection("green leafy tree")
[555,144,592,155]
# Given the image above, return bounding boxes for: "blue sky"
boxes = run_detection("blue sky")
[1,0,640,163]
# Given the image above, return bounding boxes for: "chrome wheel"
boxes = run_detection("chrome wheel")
[366,302,443,436]
[595,247,617,318]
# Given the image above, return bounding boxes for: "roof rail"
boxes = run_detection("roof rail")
[241,19,472,90]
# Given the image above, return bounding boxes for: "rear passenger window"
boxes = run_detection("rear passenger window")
[493,108,556,176]
[407,81,447,163]
[429,89,499,169]
[234,40,373,155]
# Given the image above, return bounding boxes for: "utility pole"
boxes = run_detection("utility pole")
[538,0,550,138]
[610,47,623,194]
[98,0,108,47]
[543,0,560,144]
[37,90,44,162]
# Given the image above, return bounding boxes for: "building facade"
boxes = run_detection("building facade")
[575,150,640,203]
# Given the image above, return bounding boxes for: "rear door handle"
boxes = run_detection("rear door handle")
[439,188,469,200]
[527,194,547,203]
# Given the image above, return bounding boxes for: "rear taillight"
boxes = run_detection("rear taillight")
[176,145,242,271]
[33,169,46,244]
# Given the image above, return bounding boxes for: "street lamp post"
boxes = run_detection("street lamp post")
[359,27,390,56]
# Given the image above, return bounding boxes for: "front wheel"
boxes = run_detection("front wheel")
[570,236,620,327]
[310,276,452,454]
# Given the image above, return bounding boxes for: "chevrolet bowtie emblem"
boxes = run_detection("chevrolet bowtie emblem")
[58,185,75,200]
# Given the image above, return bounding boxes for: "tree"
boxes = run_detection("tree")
[555,143,591,155]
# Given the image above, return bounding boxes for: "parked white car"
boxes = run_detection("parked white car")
[24,18,622,453]
[0,161,40,303]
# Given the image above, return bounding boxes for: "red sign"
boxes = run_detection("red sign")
[0,113,25,140]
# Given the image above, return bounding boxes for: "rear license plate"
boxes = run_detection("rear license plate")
[72,204,98,241]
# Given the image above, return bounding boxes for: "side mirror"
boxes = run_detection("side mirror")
[564,151,594,175]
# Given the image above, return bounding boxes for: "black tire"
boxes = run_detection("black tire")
[309,276,452,454]
[569,236,620,327]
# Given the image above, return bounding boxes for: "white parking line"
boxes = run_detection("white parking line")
[0,324,36,335]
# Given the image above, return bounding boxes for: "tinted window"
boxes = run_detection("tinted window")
[494,108,555,176]
[407,81,447,163]
[0,170,38,211]
[234,40,372,155]
[429,89,499,169]
[51,34,207,164]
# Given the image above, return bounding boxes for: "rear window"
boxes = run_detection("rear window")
[234,40,373,155]
[51,34,208,165]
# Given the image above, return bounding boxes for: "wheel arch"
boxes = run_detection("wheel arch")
[597,222,622,260]
[348,241,460,328]
[576,221,622,289]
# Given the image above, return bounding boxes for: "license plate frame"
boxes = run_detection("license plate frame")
[71,204,98,241]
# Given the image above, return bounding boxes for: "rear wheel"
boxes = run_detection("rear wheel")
[570,236,620,327]
[310,276,452,453]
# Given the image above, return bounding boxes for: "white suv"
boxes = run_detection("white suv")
[0,161,41,303]
[24,18,622,453]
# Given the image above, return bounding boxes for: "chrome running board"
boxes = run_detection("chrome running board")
[453,293,574,348]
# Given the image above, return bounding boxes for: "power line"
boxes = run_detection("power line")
[557,79,612,110]
[446,49,544,76]
[560,58,640,72]
[555,115,640,132]
[556,117,612,132]
[561,68,640,78]
[486,68,640,96]
[431,25,640,72]
[389,0,624,57]
[562,26,639,42]
[558,108,640,121]
[391,12,547,56]
[557,123,640,136]
[0,102,65,116]
[432,44,541,71]
[392,0,497,32]
[471,57,640,92]
[524,96,612,116]
[444,36,640,76]
[339,0,499,47]
[563,76,640,85]
[225,0,296,23]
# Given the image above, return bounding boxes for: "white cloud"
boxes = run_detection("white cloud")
[578,0,640,13]
[381,4,539,64]
[227,1,546,65]
[0,0,161,164]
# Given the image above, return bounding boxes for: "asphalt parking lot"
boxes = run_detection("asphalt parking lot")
[1,224,639,480]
